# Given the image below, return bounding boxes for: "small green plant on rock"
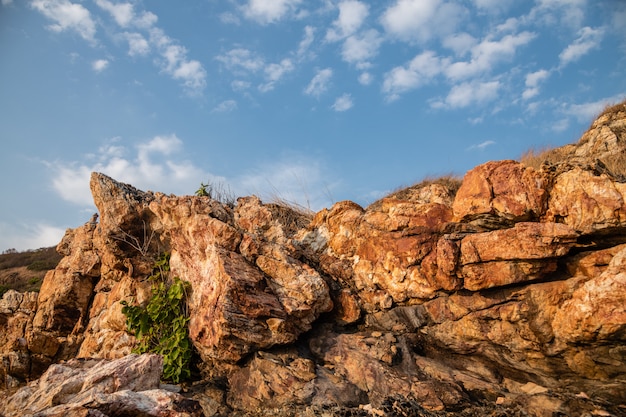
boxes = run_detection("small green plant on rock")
[121,252,193,383]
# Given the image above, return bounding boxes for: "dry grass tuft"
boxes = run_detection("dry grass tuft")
[518,145,573,170]
[367,174,463,211]
[520,98,626,176]
[267,197,315,234]
[596,100,626,120]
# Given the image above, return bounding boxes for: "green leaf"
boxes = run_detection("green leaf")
[119,252,193,383]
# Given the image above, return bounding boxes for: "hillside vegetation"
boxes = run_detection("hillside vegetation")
[0,247,61,296]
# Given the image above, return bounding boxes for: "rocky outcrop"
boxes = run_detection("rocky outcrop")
[2,102,626,416]
[0,353,203,417]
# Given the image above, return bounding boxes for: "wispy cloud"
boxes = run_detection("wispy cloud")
[522,69,550,100]
[259,59,295,92]
[212,100,238,113]
[467,140,495,150]
[148,28,207,95]
[444,31,536,81]
[0,222,67,252]
[237,153,336,211]
[341,29,382,69]
[124,32,150,56]
[433,80,501,109]
[331,93,353,112]
[380,0,467,44]
[559,26,604,68]
[92,59,109,72]
[358,72,373,85]
[563,94,626,123]
[528,0,587,29]
[30,0,97,44]
[46,135,210,206]
[297,25,316,58]
[31,0,206,95]
[216,48,265,73]
[382,50,448,101]
[241,0,302,25]
[45,136,338,212]
[325,0,369,42]
[94,0,133,27]
[95,1,205,94]
[304,68,333,97]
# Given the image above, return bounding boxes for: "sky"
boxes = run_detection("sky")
[1,0,625,251]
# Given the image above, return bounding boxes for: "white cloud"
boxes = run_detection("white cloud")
[95,0,134,27]
[134,11,157,29]
[564,94,626,123]
[529,0,587,29]
[220,12,240,25]
[341,29,382,69]
[231,80,252,91]
[212,100,238,113]
[297,25,316,57]
[331,93,353,112]
[559,26,604,68]
[522,69,550,100]
[92,59,109,72]
[2,0,14,6]
[150,28,207,94]
[30,0,97,43]
[47,138,338,223]
[47,135,210,206]
[304,68,333,97]
[382,50,449,100]
[236,153,335,211]
[216,48,265,73]
[326,0,369,41]
[444,31,536,81]
[358,72,373,85]
[42,0,203,95]
[124,32,150,56]
[0,222,67,252]
[551,118,569,132]
[472,0,514,13]
[241,0,302,25]
[442,32,476,56]
[380,0,466,44]
[259,59,295,92]
[467,140,496,150]
[434,80,501,109]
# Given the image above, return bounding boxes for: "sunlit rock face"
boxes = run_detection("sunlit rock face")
[1,102,626,416]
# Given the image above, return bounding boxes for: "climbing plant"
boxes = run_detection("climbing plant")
[120,252,193,383]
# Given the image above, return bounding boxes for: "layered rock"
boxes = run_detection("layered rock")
[2,102,626,416]
[0,354,203,417]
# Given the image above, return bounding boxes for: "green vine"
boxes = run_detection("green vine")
[120,253,193,383]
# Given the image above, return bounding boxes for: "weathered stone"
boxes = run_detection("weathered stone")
[545,167,626,233]
[453,160,547,222]
[0,354,203,417]
[309,330,464,411]
[554,245,626,344]
[460,222,577,264]
[227,350,316,411]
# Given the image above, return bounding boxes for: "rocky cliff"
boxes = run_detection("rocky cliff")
[1,102,626,417]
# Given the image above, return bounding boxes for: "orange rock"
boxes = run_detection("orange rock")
[453,160,547,222]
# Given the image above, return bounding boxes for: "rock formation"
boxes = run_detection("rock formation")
[1,101,626,416]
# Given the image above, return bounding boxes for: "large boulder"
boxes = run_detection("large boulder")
[0,354,203,417]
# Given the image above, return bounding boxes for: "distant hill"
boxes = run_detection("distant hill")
[0,247,61,295]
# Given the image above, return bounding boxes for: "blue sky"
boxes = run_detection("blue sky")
[1,0,625,251]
